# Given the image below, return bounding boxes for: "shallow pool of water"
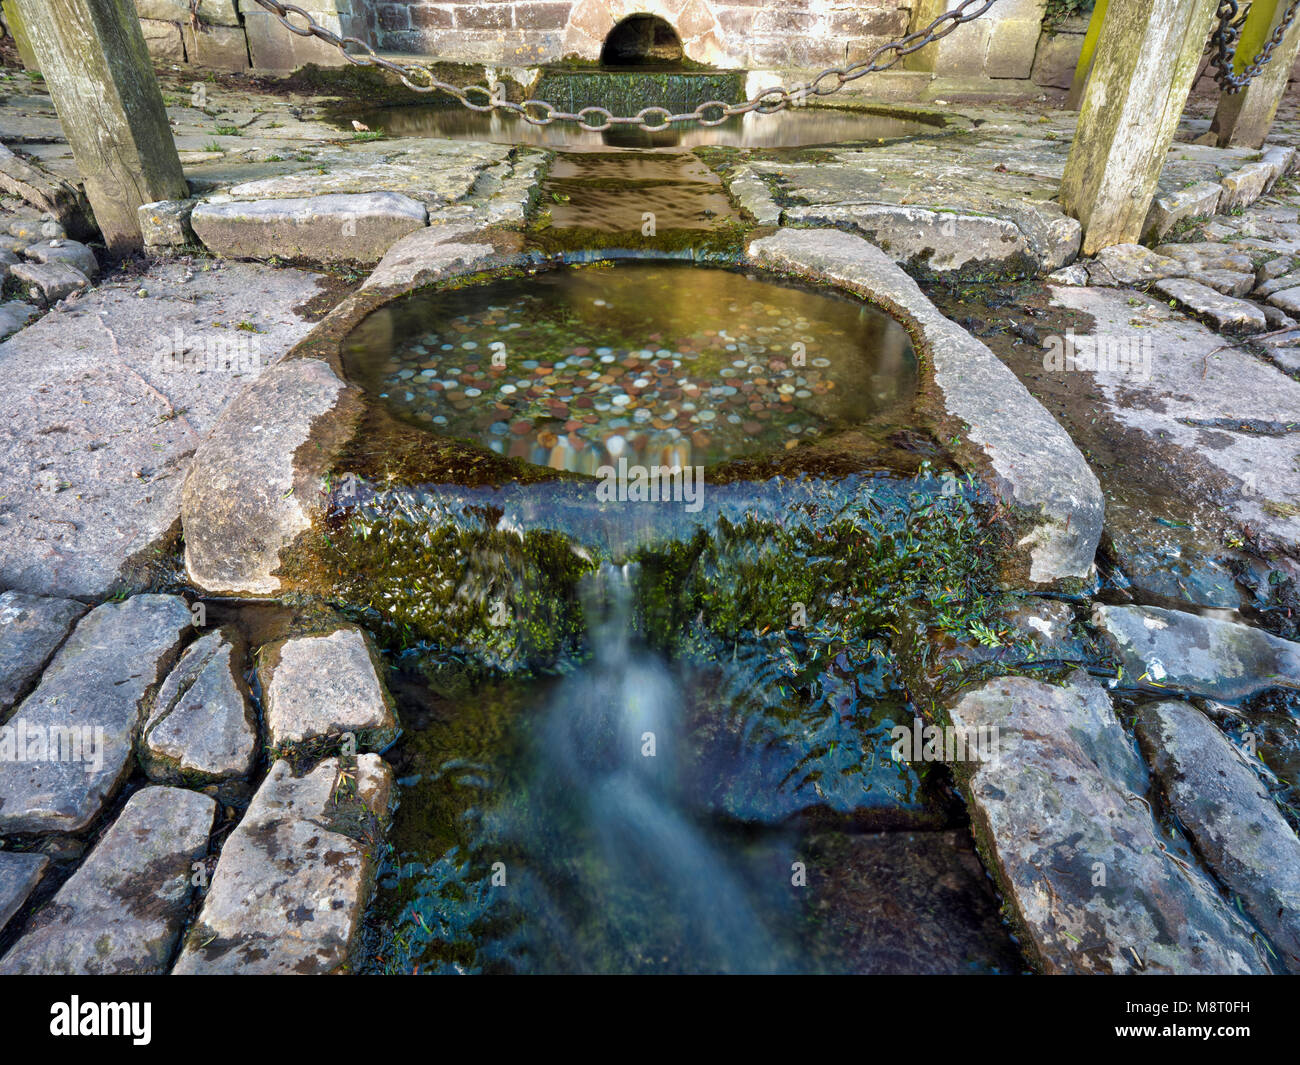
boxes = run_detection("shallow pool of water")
[342,263,918,472]
[335,104,940,150]
[358,559,1022,975]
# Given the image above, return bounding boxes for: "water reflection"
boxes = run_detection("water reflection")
[335,103,940,150]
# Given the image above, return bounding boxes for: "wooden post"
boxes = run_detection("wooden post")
[13,0,187,254]
[2,0,40,71]
[1065,0,1109,109]
[1060,0,1220,256]
[1209,0,1300,148]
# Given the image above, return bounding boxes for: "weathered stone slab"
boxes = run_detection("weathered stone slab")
[746,228,1103,586]
[1221,160,1278,213]
[138,199,196,247]
[260,626,398,754]
[1086,243,1185,286]
[1254,270,1300,298]
[0,595,192,835]
[181,357,363,595]
[191,193,428,265]
[10,260,89,305]
[1190,269,1255,298]
[0,300,35,340]
[361,224,525,293]
[1093,603,1300,701]
[140,628,257,784]
[172,754,392,974]
[1268,286,1300,317]
[181,24,251,72]
[0,786,214,974]
[226,162,486,208]
[1143,181,1223,242]
[1154,242,1256,273]
[0,261,327,599]
[949,671,1270,974]
[140,18,184,63]
[1136,699,1300,972]
[0,850,47,936]
[730,165,782,226]
[22,238,99,279]
[1153,277,1269,334]
[0,591,87,713]
[1048,285,1300,552]
[785,202,1036,275]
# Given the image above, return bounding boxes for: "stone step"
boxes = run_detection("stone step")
[1093,603,1300,701]
[139,627,258,785]
[948,670,1272,974]
[0,595,193,835]
[259,624,399,757]
[0,787,215,974]
[190,193,429,265]
[172,755,392,975]
[1136,700,1300,973]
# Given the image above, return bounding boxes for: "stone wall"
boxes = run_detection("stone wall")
[133,0,370,72]
[38,0,1278,95]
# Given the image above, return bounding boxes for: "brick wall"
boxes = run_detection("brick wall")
[368,1,916,69]
[118,0,1082,84]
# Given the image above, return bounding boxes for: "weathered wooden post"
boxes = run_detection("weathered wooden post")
[1209,0,1300,148]
[2,0,40,70]
[1060,0,1220,255]
[1065,0,1108,109]
[13,0,188,254]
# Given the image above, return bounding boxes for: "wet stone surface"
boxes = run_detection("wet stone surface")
[344,263,917,471]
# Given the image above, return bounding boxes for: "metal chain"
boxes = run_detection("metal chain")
[247,0,1000,130]
[1209,0,1300,92]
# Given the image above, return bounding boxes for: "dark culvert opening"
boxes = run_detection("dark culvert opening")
[600,14,685,67]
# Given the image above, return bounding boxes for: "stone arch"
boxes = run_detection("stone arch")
[564,1,728,67]
[601,14,684,66]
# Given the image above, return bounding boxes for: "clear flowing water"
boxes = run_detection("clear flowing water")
[341,263,918,472]
[360,555,1023,975]
[339,259,1021,975]
[335,102,940,150]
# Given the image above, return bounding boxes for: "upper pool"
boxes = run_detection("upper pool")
[333,103,942,150]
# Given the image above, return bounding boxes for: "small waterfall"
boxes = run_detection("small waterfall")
[531,69,747,119]
[503,563,791,973]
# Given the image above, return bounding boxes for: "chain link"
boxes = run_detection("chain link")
[246,0,1001,130]
[1209,0,1300,93]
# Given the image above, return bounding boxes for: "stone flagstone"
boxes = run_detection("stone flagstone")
[1136,700,1300,972]
[139,627,257,785]
[949,671,1271,974]
[0,786,214,974]
[1094,603,1300,701]
[0,591,87,713]
[172,755,392,975]
[0,595,192,835]
[260,625,399,755]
